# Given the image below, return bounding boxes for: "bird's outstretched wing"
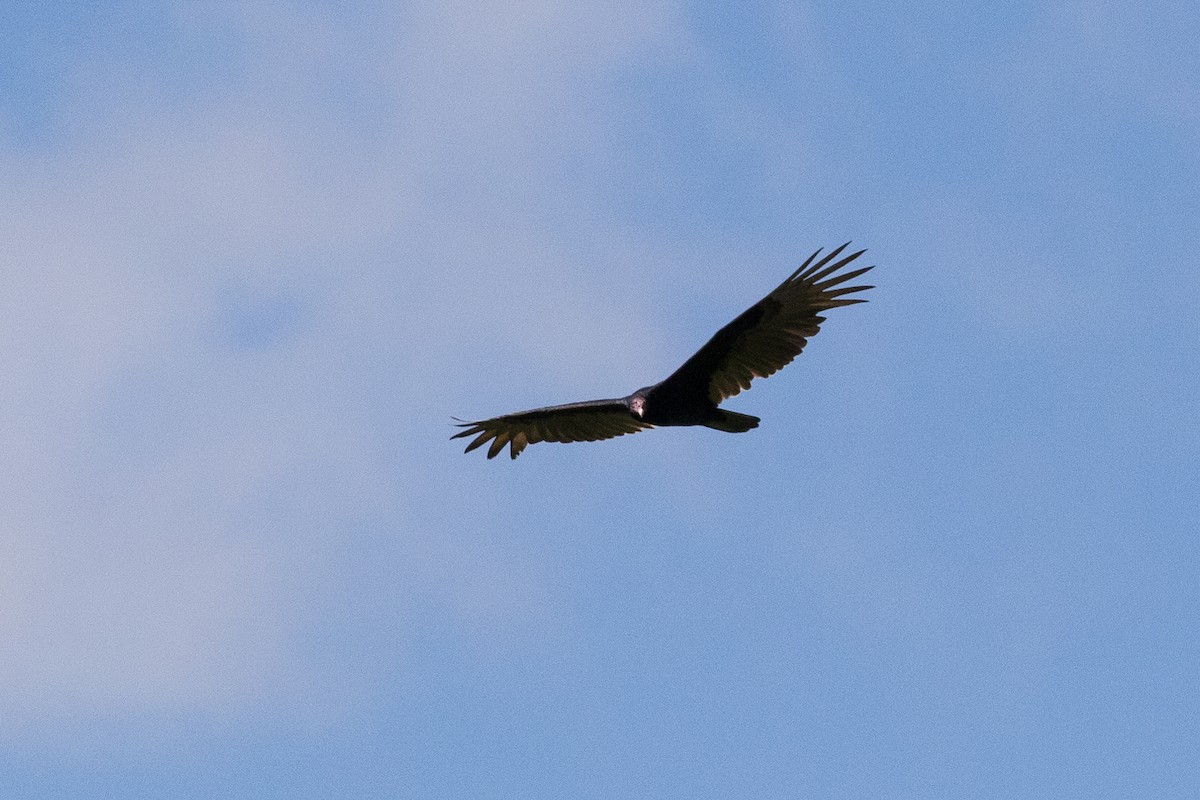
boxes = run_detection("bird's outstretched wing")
[452,399,653,460]
[653,243,873,405]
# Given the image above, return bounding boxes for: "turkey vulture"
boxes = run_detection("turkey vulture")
[454,242,873,459]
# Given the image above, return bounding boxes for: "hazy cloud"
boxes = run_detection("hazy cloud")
[0,1,685,728]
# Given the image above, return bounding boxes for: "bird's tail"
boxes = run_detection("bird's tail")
[705,410,760,433]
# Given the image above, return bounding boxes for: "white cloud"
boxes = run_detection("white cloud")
[0,0,686,731]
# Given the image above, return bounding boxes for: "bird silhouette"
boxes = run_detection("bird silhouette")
[453,242,873,459]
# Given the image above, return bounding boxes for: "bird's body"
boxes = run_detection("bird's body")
[454,243,873,459]
[630,385,759,431]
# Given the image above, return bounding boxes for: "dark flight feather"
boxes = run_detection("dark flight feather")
[654,242,871,405]
[452,399,653,460]
[454,244,873,459]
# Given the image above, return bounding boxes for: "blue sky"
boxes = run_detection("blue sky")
[2,1,1197,797]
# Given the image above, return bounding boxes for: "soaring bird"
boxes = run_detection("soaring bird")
[454,242,873,459]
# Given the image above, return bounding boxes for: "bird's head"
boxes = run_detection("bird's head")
[629,392,648,418]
